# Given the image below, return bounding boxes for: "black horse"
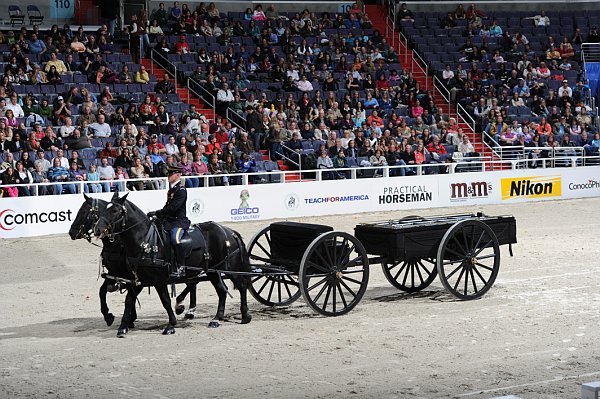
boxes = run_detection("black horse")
[68,195,139,327]
[69,194,203,326]
[93,193,252,337]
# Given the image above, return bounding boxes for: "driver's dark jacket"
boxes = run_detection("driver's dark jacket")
[158,181,191,230]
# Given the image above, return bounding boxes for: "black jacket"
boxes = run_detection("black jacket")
[158,181,191,230]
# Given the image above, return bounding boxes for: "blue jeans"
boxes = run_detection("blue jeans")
[88,183,102,193]
[390,160,407,176]
[184,177,199,188]
[270,142,283,160]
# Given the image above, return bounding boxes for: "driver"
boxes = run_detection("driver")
[149,165,190,277]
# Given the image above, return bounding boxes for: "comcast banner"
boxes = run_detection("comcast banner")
[2,166,600,239]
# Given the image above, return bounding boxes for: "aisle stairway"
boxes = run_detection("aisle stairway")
[140,58,215,121]
[366,5,497,166]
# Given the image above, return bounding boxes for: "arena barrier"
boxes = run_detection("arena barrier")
[1,166,599,239]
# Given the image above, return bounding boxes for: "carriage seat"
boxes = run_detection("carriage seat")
[178,227,206,260]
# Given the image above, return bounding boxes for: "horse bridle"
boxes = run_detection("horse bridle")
[96,201,147,242]
[78,198,101,243]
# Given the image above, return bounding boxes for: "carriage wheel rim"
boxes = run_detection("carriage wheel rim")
[299,231,369,317]
[247,225,301,306]
[436,219,500,300]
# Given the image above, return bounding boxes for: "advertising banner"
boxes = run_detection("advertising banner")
[2,166,599,239]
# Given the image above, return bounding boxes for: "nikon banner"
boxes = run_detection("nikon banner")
[2,166,599,238]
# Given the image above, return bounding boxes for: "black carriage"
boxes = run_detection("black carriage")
[247,213,517,316]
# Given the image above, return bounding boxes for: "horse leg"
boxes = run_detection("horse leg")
[116,285,138,337]
[128,286,143,329]
[184,283,197,320]
[207,272,228,328]
[175,284,191,315]
[155,285,177,335]
[232,275,252,324]
[99,280,115,326]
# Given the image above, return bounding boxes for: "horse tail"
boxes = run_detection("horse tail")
[229,228,250,292]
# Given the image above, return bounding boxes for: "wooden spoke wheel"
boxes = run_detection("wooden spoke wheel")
[382,258,437,292]
[437,219,500,300]
[299,232,369,316]
[247,226,301,306]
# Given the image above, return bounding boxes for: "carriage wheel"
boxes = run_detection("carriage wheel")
[381,258,437,292]
[247,226,301,306]
[299,232,369,316]
[437,219,500,300]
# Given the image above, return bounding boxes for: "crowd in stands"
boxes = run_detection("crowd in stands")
[396,3,600,158]
[1,2,599,197]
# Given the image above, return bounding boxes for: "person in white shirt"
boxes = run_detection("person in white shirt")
[59,117,76,138]
[5,95,24,118]
[165,135,180,156]
[88,114,112,138]
[216,82,234,116]
[297,75,314,92]
[525,10,550,27]
[286,67,300,82]
[55,149,70,169]
[97,156,116,192]
[558,80,572,98]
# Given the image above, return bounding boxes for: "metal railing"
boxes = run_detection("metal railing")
[456,102,475,134]
[433,75,451,117]
[411,50,429,91]
[279,143,301,170]
[581,42,600,131]
[385,0,397,50]
[150,48,178,86]
[226,107,247,132]
[187,77,216,116]
[3,153,599,197]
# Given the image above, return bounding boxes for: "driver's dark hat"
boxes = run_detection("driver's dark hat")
[166,165,183,175]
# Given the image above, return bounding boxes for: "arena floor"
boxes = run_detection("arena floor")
[1,198,600,399]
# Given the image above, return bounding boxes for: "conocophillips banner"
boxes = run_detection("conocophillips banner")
[2,166,600,238]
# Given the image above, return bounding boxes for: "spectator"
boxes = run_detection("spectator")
[155,76,176,95]
[135,65,150,84]
[89,114,112,138]
[64,129,92,150]
[44,52,67,74]
[97,157,116,192]
[216,82,234,116]
[397,3,414,23]
[28,34,47,56]
[48,157,76,194]
[175,35,190,54]
[525,10,550,27]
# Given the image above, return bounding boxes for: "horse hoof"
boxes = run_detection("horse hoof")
[162,325,176,335]
[184,313,195,320]
[128,322,135,329]
[207,320,220,328]
[107,284,118,293]
[241,315,252,324]
[117,327,129,338]
[105,313,115,327]
[175,304,185,315]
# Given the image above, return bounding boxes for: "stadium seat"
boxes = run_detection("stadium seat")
[8,5,25,26]
[27,5,44,25]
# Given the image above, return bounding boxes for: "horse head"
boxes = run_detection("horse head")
[69,193,106,241]
[93,192,130,240]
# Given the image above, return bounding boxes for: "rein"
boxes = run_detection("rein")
[96,202,147,242]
